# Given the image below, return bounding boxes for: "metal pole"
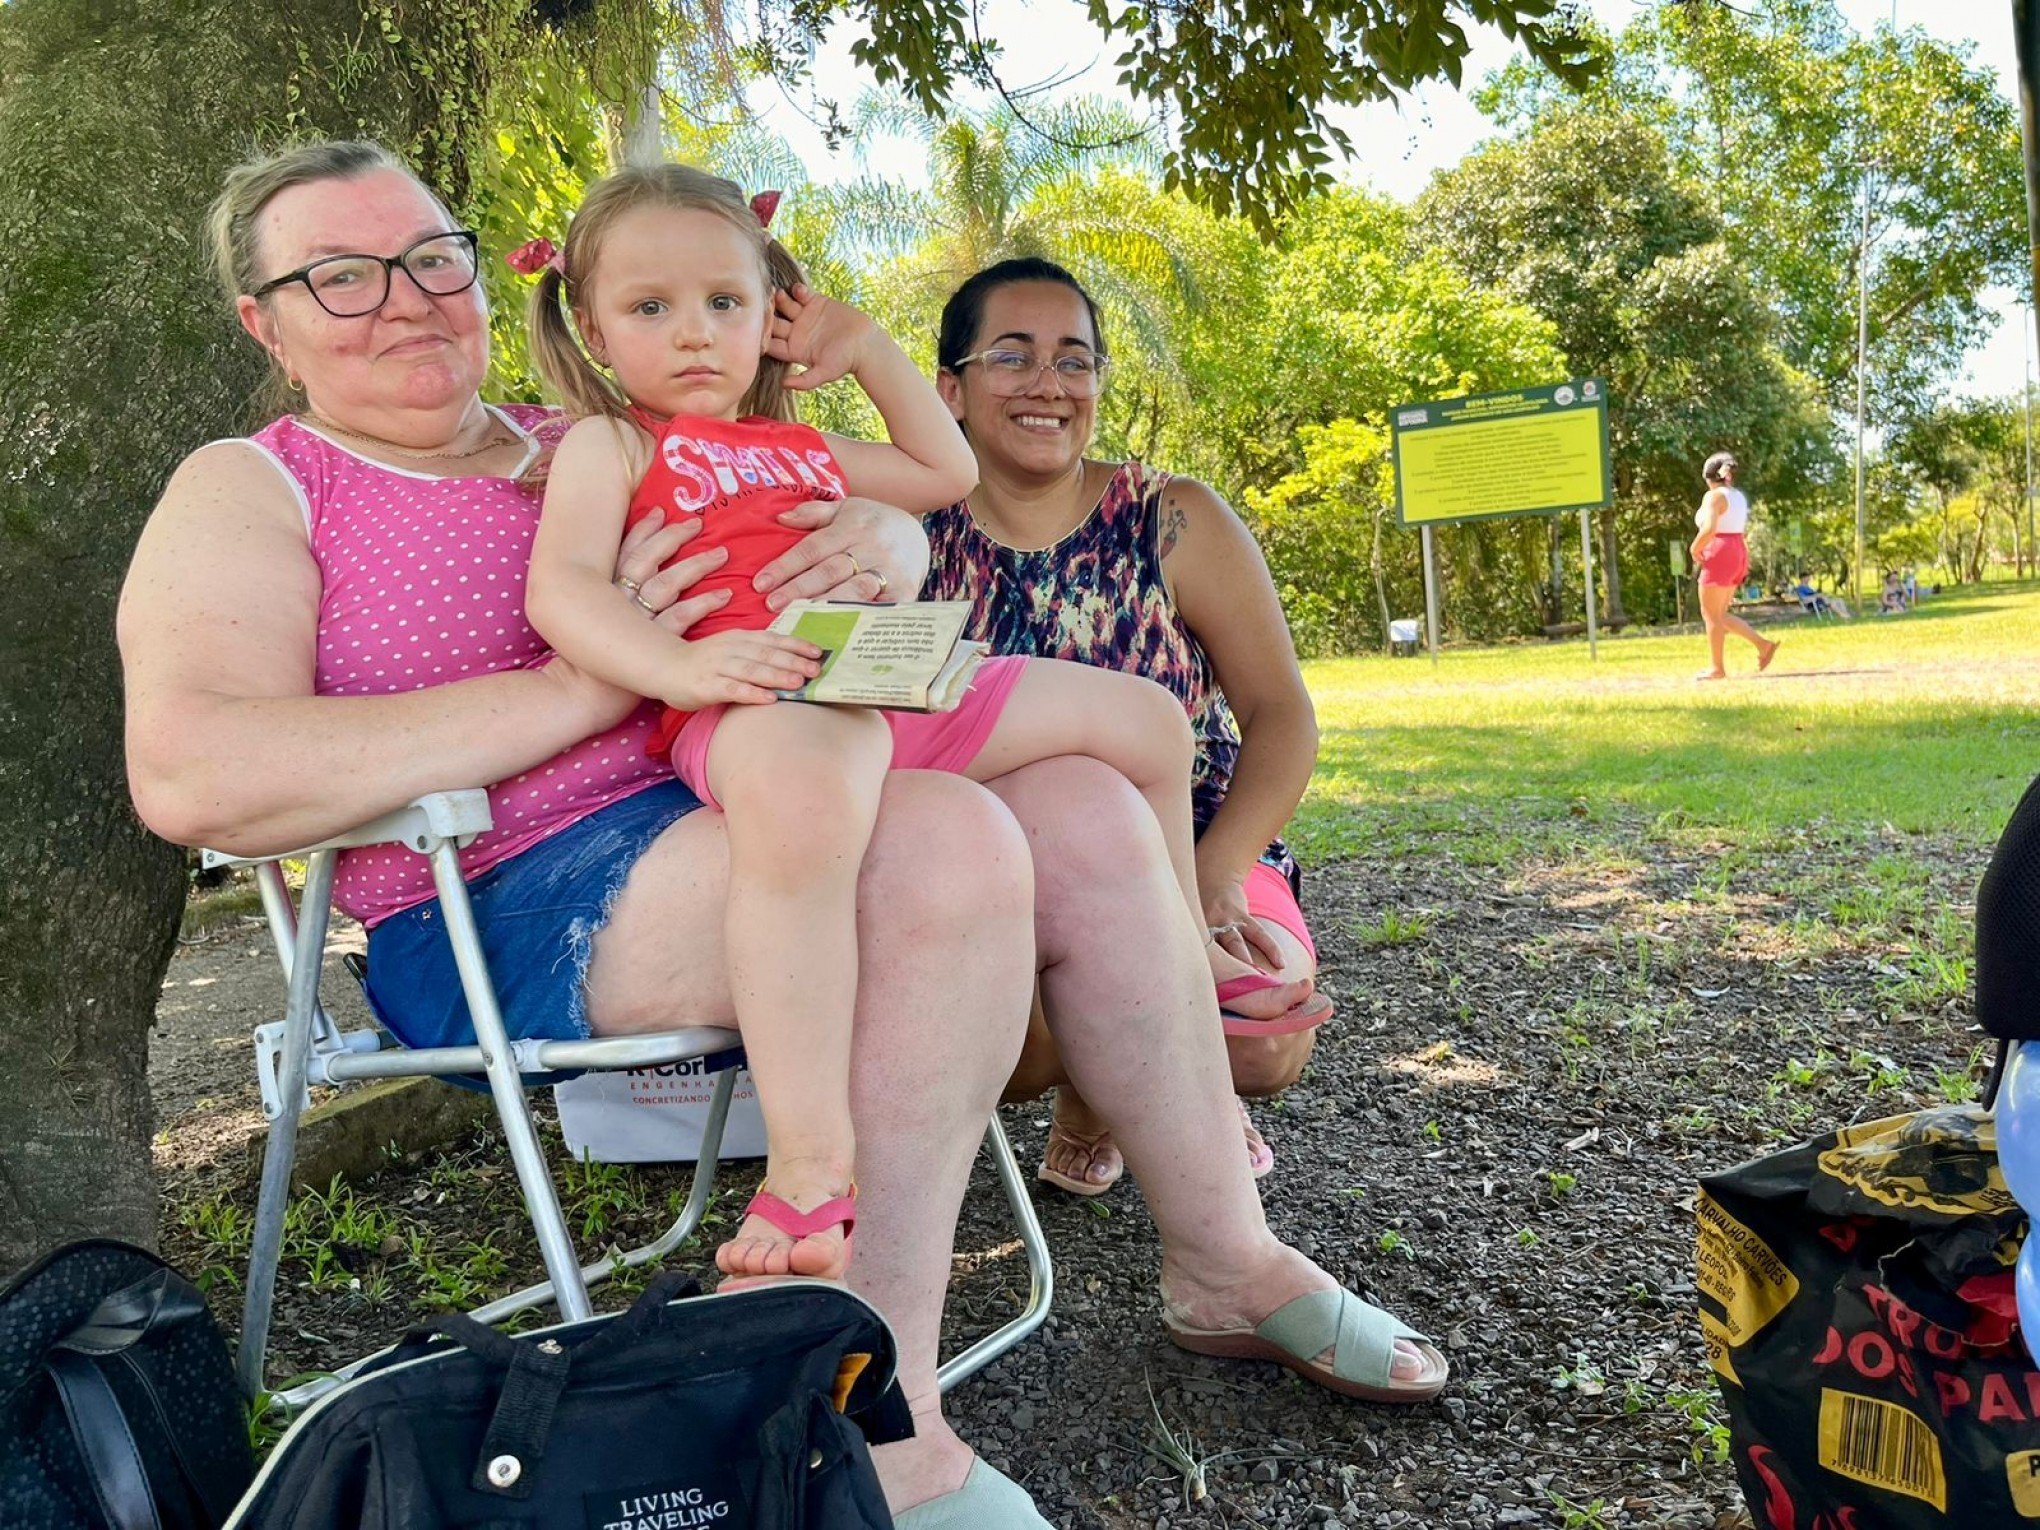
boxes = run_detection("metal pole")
[1420,524,1441,667]
[2017,1,2040,579]
[2026,313,2034,579]
[1579,509,1600,661]
[1854,180,1872,604]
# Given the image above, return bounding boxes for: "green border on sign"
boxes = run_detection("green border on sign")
[1390,379,1612,528]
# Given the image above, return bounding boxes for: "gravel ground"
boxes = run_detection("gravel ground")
[153,813,1984,1528]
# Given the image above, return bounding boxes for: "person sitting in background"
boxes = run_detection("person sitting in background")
[1792,578,1853,620]
[1880,571,1907,614]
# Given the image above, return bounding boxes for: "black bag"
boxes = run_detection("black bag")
[1699,1107,2034,1528]
[228,1272,910,1529]
[1,1238,256,1530]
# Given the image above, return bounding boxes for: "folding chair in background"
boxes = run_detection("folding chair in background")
[206,789,1052,1406]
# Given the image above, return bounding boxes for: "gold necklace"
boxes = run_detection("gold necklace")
[298,410,510,462]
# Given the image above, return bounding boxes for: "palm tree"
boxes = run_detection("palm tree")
[817,95,1203,374]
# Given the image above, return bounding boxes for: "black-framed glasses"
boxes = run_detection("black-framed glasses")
[950,347,1110,398]
[250,230,481,317]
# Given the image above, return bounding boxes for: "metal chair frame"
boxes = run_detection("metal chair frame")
[207,789,1051,1405]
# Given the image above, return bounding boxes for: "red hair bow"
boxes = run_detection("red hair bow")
[750,190,782,230]
[506,237,565,277]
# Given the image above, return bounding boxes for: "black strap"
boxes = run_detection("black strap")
[45,1270,217,1530]
[47,1347,163,1530]
[859,1379,916,1447]
[468,1338,571,1499]
[571,1270,702,1365]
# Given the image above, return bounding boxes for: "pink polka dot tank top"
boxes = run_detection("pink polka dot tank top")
[243,407,670,926]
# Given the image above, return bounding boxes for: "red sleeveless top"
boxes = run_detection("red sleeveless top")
[624,412,847,755]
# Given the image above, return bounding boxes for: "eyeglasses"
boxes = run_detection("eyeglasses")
[250,230,481,318]
[950,347,1110,398]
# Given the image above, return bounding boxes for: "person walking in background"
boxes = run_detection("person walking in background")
[1690,451,1779,680]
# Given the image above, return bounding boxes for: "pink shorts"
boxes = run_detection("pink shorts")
[1698,532,1748,589]
[670,654,1030,810]
[1243,860,1317,963]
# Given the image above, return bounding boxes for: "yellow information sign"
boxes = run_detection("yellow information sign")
[1391,380,1610,527]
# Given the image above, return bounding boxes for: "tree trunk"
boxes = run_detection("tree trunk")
[1370,505,1393,650]
[1544,519,1565,627]
[1598,509,1628,626]
[0,0,516,1276]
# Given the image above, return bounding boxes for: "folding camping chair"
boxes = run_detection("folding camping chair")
[206,789,1052,1405]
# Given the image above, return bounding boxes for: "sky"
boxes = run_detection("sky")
[742,0,2031,400]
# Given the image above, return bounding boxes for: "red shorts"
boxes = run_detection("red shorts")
[1698,532,1748,589]
[670,654,1030,810]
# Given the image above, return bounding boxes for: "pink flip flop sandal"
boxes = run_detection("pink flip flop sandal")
[1219,983,1334,1037]
[717,1185,857,1283]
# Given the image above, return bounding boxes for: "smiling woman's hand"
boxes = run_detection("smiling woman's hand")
[755,494,929,609]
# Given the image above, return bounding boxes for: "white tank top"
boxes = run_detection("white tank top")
[1698,486,1748,534]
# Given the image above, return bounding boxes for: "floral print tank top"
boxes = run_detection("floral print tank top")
[924,462,1279,869]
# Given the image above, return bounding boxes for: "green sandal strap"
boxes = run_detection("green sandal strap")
[1257,1289,1430,1392]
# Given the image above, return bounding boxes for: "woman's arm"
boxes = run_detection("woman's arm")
[768,285,976,513]
[1690,489,1725,561]
[123,442,653,854]
[1157,476,1319,917]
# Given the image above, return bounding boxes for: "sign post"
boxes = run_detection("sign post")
[1579,510,1599,661]
[1419,525,1441,666]
[1391,379,1613,658]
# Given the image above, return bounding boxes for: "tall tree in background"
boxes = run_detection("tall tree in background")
[1481,0,2024,415]
[1416,106,1826,625]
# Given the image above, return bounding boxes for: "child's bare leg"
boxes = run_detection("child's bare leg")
[966,661,1306,1011]
[704,702,892,1280]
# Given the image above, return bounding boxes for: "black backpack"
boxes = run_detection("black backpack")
[0,1239,256,1529]
[227,1270,910,1529]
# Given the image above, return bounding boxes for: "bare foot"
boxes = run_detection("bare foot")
[715,1155,855,1281]
[1237,1098,1274,1179]
[1758,638,1780,673]
[1160,1241,1438,1384]
[1694,669,1727,682]
[1039,1089,1123,1192]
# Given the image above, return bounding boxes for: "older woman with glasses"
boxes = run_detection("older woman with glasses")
[122,147,1445,1530]
[926,258,1337,1196]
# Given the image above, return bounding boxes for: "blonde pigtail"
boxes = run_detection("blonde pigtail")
[527,264,625,422]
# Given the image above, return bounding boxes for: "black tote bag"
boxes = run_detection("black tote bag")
[227,1272,909,1529]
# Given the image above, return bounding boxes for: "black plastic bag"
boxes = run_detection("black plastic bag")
[1699,1106,2038,1527]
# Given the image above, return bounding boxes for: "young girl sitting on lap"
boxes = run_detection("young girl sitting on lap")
[522,164,1278,1284]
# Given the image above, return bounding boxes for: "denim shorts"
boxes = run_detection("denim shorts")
[363,779,705,1051]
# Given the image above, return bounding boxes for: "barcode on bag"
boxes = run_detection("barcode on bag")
[1817,1388,1947,1511]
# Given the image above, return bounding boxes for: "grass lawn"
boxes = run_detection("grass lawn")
[1296,579,2040,863]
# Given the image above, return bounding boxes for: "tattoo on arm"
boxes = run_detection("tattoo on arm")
[1159,499,1188,559]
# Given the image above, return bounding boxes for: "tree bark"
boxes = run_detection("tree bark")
[1598,508,1628,626]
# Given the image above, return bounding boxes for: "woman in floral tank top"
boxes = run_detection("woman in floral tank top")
[925,259,1332,1197]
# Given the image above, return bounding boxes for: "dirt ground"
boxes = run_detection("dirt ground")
[152,814,1985,1529]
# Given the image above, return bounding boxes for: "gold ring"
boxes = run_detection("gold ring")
[615,575,642,595]
[871,568,889,596]
[846,552,863,578]
[631,592,656,617]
